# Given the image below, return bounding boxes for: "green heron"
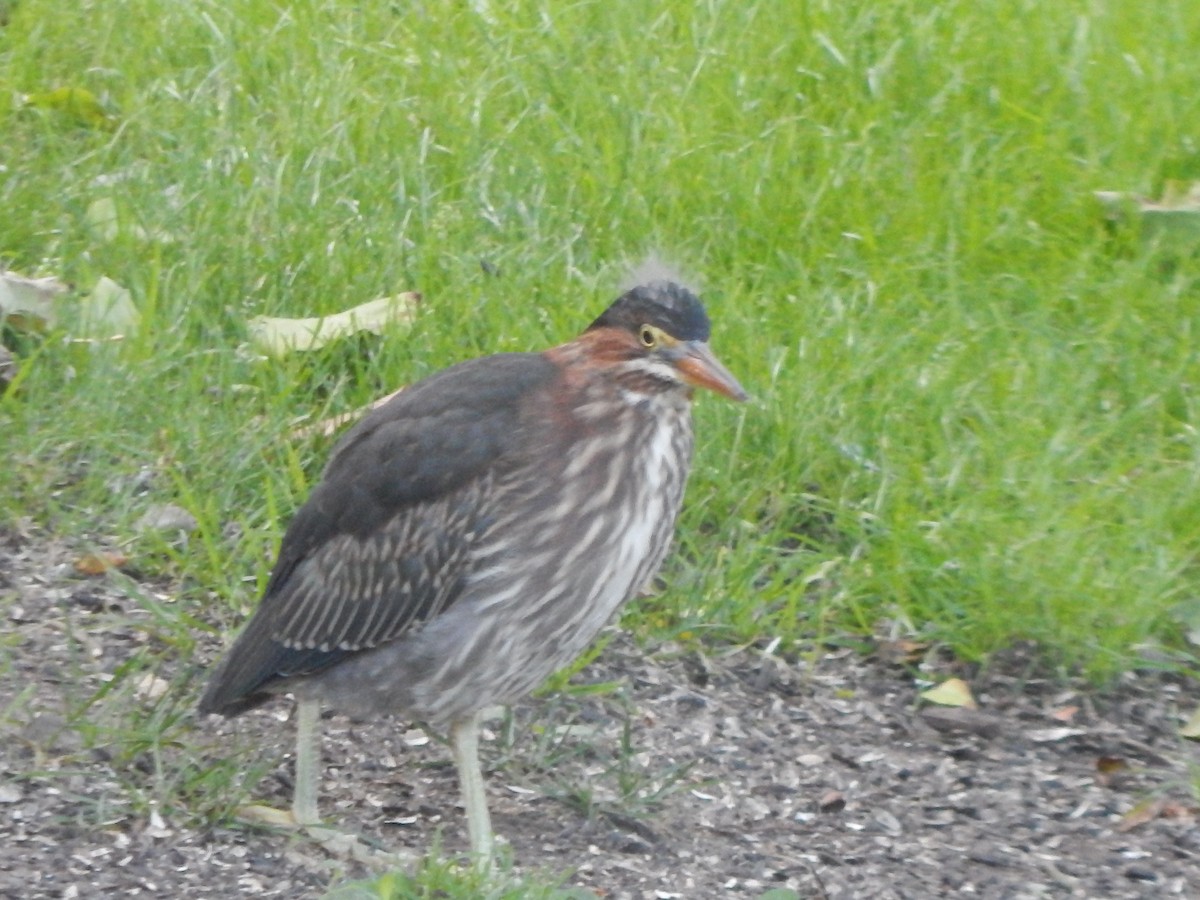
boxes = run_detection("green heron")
[199,270,746,863]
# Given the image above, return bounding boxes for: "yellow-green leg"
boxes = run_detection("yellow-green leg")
[450,712,493,867]
[292,696,321,826]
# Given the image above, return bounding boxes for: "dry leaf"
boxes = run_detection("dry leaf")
[134,673,170,703]
[1117,797,1165,832]
[248,292,420,356]
[1095,755,1129,787]
[1159,801,1196,821]
[878,639,929,664]
[1180,705,1200,740]
[74,551,128,576]
[288,387,405,440]
[1049,705,1079,722]
[920,677,977,709]
[1095,182,1200,241]
[0,270,70,330]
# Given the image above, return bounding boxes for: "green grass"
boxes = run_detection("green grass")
[326,857,598,900]
[3,0,1200,891]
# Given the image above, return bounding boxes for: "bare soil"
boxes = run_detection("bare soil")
[1,523,1198,899]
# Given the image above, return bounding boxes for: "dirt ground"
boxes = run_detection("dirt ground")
[1,523,1198,899]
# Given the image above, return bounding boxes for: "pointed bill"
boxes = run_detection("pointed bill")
[674,341,748,401]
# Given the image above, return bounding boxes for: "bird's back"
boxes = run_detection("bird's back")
[199,352,560,716]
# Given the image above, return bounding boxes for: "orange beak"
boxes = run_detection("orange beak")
[672,341,748,402]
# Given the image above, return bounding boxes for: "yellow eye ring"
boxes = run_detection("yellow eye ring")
[639,326,656,348]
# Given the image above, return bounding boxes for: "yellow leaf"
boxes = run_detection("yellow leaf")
[23,86,115,129]
[74,551,128,576]
[920,677,977,709]
[248,292,421,356]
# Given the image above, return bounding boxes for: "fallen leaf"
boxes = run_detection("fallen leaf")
[1095,182,1200,242]
[133,672,170,703]
[77,276,139,338]
[85,197,174,244]
[248,292,420,356]
[0,270,70,330]
[1180,705,1200,740]
[22,86,115,129]
[878,639,929,664]
[86,197,122,242]
[1095,755,1129,787]
[74,551,128,576]
[1117,797,1165,832]
[1160,800,1195,820]
[920,677,977,709]
[287,387,405,440]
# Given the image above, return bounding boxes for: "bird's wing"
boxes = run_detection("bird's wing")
[199,352,558,715]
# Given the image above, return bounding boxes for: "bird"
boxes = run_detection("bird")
[198,267,747,864]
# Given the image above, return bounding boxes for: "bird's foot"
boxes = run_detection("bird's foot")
[301,825,415,871]
[235,805,414,871]
[236,803,308,829]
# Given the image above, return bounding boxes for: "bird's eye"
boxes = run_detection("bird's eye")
[639,326,657,348]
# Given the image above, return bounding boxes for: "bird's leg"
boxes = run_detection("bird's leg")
[450,712,493,868]
[292,696,322,826]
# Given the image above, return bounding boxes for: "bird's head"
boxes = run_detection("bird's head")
[584,279,748,402]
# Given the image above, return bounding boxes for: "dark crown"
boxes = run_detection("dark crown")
[587,281,711,342]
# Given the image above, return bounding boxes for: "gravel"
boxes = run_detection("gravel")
[1,523,1197,898]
